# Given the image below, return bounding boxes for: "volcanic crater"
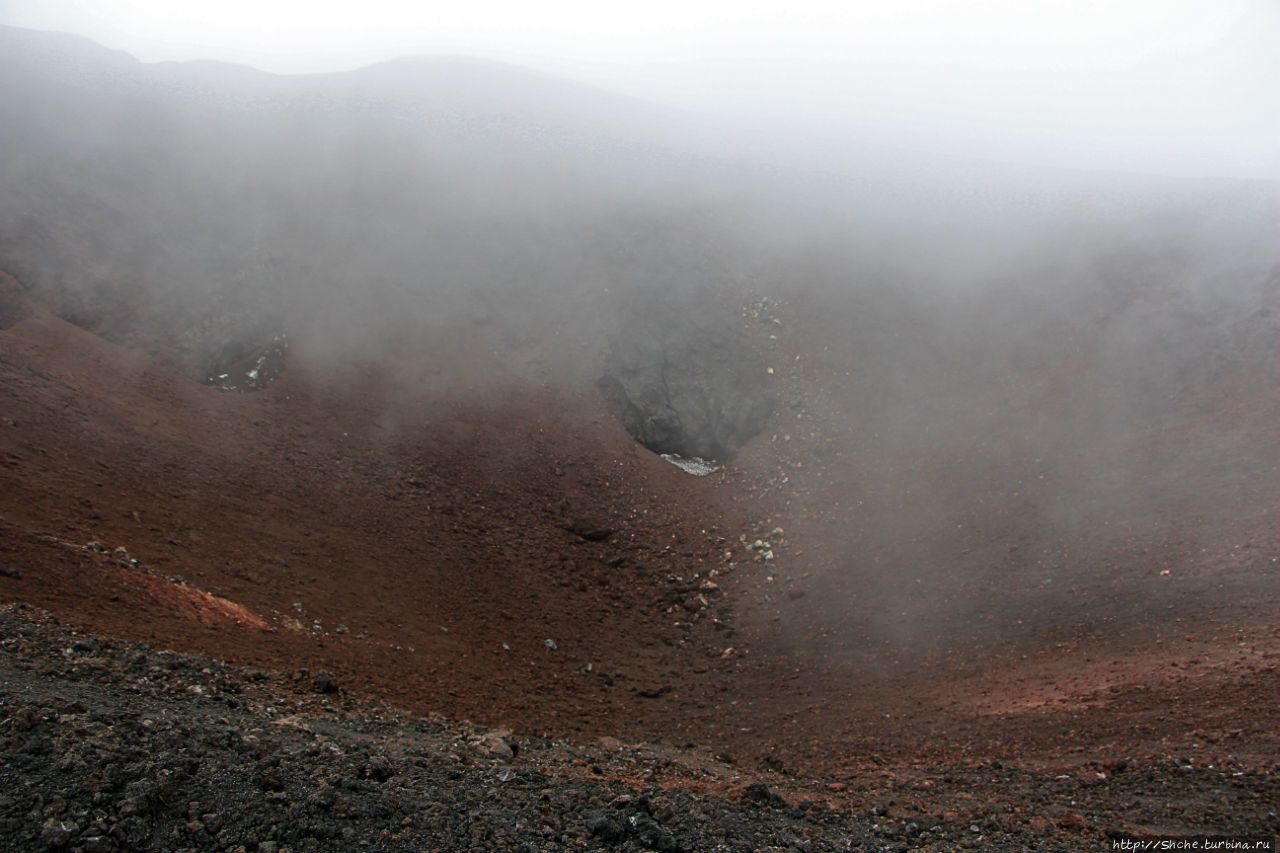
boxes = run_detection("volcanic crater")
[1,24,1279,852]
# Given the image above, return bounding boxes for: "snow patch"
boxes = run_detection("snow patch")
[660,453,720,476]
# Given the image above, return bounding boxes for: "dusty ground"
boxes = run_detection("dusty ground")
[3,600,1278,852]
[2,279,1279,850]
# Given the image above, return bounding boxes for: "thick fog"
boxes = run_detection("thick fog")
[0,16,1277,656]
[4,0,1277,180]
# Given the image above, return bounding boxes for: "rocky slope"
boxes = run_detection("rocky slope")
[5,602,1279,852]
[2,23,1279,852]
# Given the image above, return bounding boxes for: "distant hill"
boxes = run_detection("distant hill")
[0,25,737,381]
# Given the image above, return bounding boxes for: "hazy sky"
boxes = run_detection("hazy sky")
[2,0,1277,178]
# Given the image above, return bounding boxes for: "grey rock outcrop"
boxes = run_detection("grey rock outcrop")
[599,288,775,460]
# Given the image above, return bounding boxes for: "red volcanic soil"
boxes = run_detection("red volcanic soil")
[2,285,1279,832]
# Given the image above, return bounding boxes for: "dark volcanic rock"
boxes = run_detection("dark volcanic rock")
[2,590,1278,852]
[599,288,775,460]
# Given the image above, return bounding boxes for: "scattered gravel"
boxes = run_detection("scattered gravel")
[4,602,1277,852]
